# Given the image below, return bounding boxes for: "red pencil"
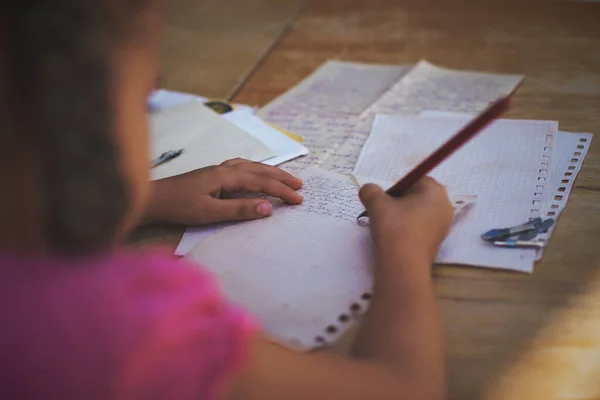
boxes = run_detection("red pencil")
[356,96,511,220]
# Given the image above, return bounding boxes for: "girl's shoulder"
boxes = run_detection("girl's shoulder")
[0,248,256,399]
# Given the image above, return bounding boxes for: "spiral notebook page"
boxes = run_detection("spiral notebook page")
[354,115,558,272]
[419,110,594,261]
[535,131,593,258]
[184,169,476,351]
[186,169,373,351]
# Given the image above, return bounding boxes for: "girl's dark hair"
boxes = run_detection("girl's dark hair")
[6,0,147,253]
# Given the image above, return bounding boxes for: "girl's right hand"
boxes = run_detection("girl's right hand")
[359,177,453,265]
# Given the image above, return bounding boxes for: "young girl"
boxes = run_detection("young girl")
[0,1,454,399]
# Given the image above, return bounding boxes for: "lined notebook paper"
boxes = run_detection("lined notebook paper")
[185,169,475,351]
[353,115,558,272]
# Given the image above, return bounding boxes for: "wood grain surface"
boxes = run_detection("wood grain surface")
[161,0,305,99]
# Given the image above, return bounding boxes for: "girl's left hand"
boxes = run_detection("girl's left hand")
[144,158,303,225]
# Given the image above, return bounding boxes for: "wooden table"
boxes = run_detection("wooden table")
[138,0,600,398]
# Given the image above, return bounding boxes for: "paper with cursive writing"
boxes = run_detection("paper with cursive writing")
[360,60,524,118]
[257,61,412,173]
[258,60,411,117]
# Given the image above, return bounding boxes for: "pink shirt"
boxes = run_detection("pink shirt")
[0,249,256,399]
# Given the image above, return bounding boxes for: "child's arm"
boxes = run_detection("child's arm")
[222,177,453,400]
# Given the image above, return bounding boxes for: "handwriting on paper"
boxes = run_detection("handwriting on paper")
[360,61,523,118]
[319,117,374,174]
[288,170,364,223]
[256,61,413,173]
[262,112,363,172]
[257,61,411,117]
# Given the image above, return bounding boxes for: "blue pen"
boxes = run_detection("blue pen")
[151,149,184,168]
[480,217,543,242]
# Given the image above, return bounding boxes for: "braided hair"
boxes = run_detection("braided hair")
[5,0,148,254]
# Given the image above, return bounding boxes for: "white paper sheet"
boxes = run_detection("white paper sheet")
[360,60,524,118]
[353,115,558,272]
[184,169,476,351]
[149,100,275,180]
[258,60,412,117]
[535,131,593,258]
[222,109,308,166]
[185,169,374,352]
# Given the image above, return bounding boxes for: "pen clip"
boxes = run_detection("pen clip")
[516,218,555,240]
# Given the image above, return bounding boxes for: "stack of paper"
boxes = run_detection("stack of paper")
[175,59,593,353]
[180,60,592,272]
[148,90,308,180]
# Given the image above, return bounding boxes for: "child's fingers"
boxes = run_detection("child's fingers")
[219,171,303,204]
[220,158,303,190]
[203,198,274,223]
[234,162,303,190]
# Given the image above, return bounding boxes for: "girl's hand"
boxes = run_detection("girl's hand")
[359,177,453,266]
[145,158,303,225]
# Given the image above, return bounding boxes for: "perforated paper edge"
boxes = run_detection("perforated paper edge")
[534,132,593,260]
[306,195,477,350]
